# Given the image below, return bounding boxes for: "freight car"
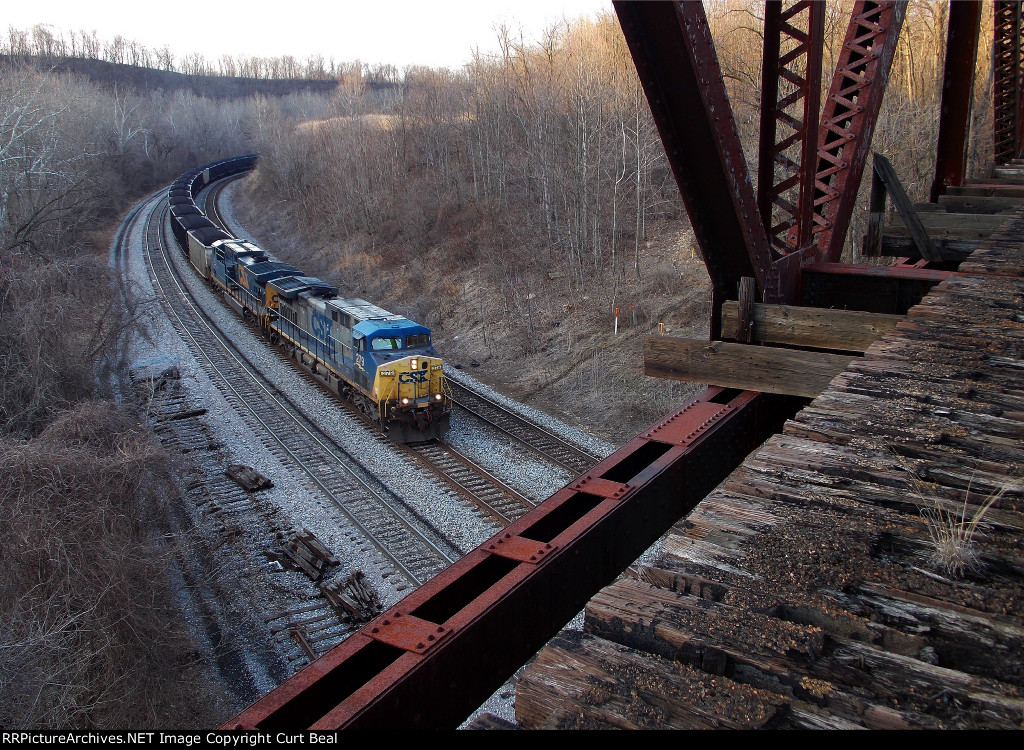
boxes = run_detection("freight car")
[166,156,451,442]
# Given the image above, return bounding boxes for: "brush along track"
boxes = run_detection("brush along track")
[446,380,602,477]
[144,198,461,590]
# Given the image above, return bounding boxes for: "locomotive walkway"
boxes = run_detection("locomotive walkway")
[508,212,1024,729]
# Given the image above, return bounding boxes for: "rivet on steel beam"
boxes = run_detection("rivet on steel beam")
[383,620,390,626]
[545,544,552,549]
[437,627,444,632]
[417,642,425,649]
[428,635,435,641]
[372,627,379,633]
[504,533,511,539]
[530,555,537,561]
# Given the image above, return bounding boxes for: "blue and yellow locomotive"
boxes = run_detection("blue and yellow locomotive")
[168,157,451,442]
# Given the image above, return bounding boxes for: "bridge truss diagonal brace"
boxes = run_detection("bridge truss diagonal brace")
[994,1,1024,164]
[613,0,773,336]
[811,0,908,263]
[758,0,826,257]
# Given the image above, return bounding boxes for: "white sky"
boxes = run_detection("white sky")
[7,1,612,70]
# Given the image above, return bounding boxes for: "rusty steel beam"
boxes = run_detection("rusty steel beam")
[613,0,773,337]
[810,1,907,262]
[757,0,825,255]
[930,0,981,202]
[994,1,1023,164]
[802,261,953,314]
[225,388,802,730]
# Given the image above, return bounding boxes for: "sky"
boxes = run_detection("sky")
[7,1,612,71]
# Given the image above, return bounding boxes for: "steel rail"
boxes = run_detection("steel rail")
[405,440,534,526]
[446,379,601,476]
[225,386,803,729]
[145,199,458,586]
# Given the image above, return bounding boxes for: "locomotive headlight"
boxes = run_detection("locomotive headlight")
[435,394,442,401]
[401,397,409,405]
[411,359,418,370]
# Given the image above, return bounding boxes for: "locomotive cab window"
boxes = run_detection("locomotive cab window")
[371,337,402,351]
[406,334,429,348]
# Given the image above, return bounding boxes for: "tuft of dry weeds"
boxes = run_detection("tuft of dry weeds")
[918,482,1010,579]
[891,446,1015,578]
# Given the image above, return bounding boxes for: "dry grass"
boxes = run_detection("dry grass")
[891,447,1014,578]
[0,401,230,728]
[919,481,1010,578]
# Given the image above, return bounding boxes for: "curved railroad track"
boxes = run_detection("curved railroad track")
[203,176,564,526]
[143,195,461,589]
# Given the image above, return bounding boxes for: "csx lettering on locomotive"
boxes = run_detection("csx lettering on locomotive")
[310,311,331,341]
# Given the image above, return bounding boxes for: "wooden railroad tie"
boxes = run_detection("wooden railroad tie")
[643,337,856,399]
[264,527,340,582]
[643,283,915,398]
[320,570,383,623]
[225,464,274,492]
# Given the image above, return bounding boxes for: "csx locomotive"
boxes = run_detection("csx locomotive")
[167,155,451,442]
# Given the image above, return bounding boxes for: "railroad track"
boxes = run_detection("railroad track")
[405,440,534,525]
[202,179,229,228]
[203,177,551,530]
[143,197,461,591]
[113,195,294,690]
[446,380,602,476]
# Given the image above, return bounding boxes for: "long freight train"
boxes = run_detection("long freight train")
[167,155,451,442]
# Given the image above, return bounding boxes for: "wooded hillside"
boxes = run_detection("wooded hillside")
[239,1,991,439]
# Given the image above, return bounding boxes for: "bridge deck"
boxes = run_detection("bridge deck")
[509,213,1024,729]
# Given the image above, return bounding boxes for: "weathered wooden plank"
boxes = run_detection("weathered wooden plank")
[960,243,1024,275]
[886,211,1007,238]
[583,578,1024,728]
[586,577,823,665]
[992,166,1024,181]
[880,234,981,260]
[644,337,855,397]
[515,632,787,729]
[948,184,1024,198]
[872,153,941,261]
[936,194,1024,214]
[820,637,1024,728]
[720,301,903,352]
